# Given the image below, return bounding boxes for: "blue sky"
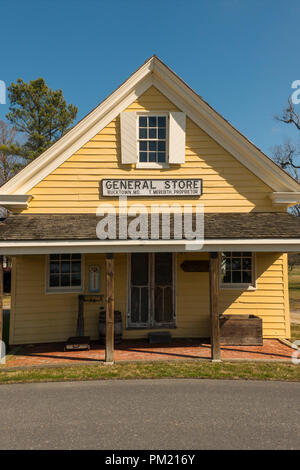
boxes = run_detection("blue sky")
[1,0,300,157]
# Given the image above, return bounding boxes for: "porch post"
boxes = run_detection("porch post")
[209,252,221,361]
[105,253,114,363]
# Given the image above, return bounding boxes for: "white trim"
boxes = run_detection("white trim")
[0,238,299,255]
[271,192,300,204]
[0,195,32,210]
[1,75,153,195]
[135,163,170,169]
[0,56,299,195]
[151,62,300,192]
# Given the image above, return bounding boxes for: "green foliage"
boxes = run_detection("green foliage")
[0,120,25,185]
[6,78,77,162]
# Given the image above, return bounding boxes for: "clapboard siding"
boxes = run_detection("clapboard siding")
[10,252,290,344]
[20,86,277,214]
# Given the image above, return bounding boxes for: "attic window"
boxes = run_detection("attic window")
[138,115,167,163]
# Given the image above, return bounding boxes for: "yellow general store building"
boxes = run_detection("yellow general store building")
[0,56,300,361]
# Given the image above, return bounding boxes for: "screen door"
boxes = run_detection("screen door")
[128,253,175,328]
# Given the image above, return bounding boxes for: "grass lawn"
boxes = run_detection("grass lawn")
[289,265,300,311]
[0,361,299,385]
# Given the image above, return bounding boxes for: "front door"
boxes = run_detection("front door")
[128,253,175,328]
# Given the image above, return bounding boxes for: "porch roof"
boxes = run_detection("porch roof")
[1,212,300,239]
[0,212,299,254]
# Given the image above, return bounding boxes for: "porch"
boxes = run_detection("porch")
[0,212,300,364]
[1,338,293,369]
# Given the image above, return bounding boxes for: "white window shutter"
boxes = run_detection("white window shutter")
[120,112,137,164]
[168,112,186,164]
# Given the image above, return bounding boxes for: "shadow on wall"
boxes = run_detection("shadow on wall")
[218,253,284,334]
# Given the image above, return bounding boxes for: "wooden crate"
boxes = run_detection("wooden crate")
[219,315,263,346]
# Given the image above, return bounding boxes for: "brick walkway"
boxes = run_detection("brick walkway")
[1,339,294,368]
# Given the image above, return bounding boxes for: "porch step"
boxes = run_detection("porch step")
[148,332,172,344]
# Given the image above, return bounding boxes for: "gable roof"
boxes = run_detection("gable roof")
[1,55,300,197]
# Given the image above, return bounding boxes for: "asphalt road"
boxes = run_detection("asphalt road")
[0,379,299,450]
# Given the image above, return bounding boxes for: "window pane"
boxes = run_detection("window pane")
[158,141,165,151]
[139,152,147,162]
[61,261,71,273]
[232,271,242,283]
[158,128,166,139]
[158,116,166,127]
[139,116,147,127]
[149,141,157,151]
[149,152,156,162]
[243,252,251,257]
[60,254,70,260]
[50,254,59,260]
[71,273,81,286]
[50,262,59,273]
[131,287,140,323]
[49,274,59,287]
[155,253,173,285]
[139,141,147,151]
[139,128,147,139]
[225,259,231,271]
[140,287,149,323]
[222,271,231,283]
[164,286,173,322]
[61,274,70,286]
[242,271,252,283]
[149,116,156,127]
[71,253,81,260]
[242,258,252,270]
[158,152,166,162]
[71,261,81,273]
[149,128,157,139]
[154,286,163,323]
[131,253,148,285]
[231,258,241,270]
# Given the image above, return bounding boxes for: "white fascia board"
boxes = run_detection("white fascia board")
[0,238,299,255]
[0,62,154,196]
[271,192,300,204]
[1,55,300,196]
[0,194,32,209]
[152,62,300,193]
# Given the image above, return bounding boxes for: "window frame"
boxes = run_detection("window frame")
[219,252,256,290]
[45,254,85,294]
[136,112,170,169]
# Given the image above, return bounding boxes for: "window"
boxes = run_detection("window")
[47,254,83,291]
[220,252,255,287]
[128,252,175,328]
[138,115,167,164]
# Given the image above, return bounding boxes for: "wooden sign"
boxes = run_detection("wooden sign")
[180,260,209,272]
[101,179,202,197]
